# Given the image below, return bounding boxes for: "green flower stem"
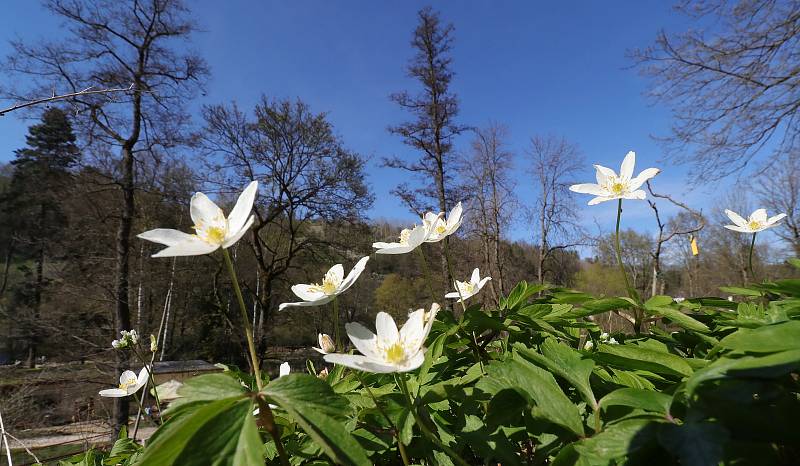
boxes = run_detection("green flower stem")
[131,392,145,439]
[222,248,290,466]
[132,346,162,425]
[354,371,410,466]
[749,232,757,283]
[443,240,467,314]
[416,247,437,304]
[396,373,470,466]
[332,296,341,351]
[255,397,290,466]
[615,199,642,331]
[221,248,263,391]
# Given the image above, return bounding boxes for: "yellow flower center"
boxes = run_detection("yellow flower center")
[610,182,626,195]
[310,276,340,295]
[748,220,762,231]
[460,282,475,294]
[385,343,406,364]
[436,224,447,234]
[119,379,135,390]
[205,226,226,244]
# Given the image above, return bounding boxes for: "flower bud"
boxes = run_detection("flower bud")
[150,334,158,353]
[583,340,594,351]
[318,333,335,354]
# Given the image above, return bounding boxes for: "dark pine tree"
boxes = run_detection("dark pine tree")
[4,107,79,367]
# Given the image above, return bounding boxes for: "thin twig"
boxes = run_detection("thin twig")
[0,84,135,116]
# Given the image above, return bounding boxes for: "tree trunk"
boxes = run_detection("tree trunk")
[112,144,135,438]
[26,204,47,368]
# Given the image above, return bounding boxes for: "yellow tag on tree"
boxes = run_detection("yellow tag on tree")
[690,236,699,256]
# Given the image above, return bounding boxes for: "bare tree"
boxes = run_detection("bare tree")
[461,123,516,301]
[527,135,587,284]
[631,0,800,180]
[2,0,207,435]
[646,182,705,297]
[756,152,800,255]
[385,7,469,287]
[201,98,373,348]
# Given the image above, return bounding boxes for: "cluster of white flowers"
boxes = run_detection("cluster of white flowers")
[111,329,139,349]
[600,332,618,345]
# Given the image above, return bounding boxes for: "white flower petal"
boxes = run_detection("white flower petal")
[750,209,768,224]
[725,209,748,227]
[344,322,382,360]
[151,237,219,258]
[99,388,128,398]
[470,268,481,284]
[137,229,196,246]
[724,225,752,233]
[448,202,463,228]
[569,183,607,196]
[375,312,399,344]
[623,190,647,201]
[619,151,636,182]
[227,181,258,236]
[587,196,613,206]
[444,291,462,299]
[628,168,660,190]
[395,351,426,372]
[323,354,399,373]
[373,243,415,254]
[291,284,326,302]
[767,213,787,225]
[478,276,492,290]
[338,256,370,293]
[594,164,616,184]
[327,264,345,286]
[279,297,334,310]
[222,215,255,249]
[190,192,224,227]
[399,309,425,350]
[279,362,290,377]
[422,303,440,340]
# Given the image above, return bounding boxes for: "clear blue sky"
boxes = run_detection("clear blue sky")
[0,1,739,242]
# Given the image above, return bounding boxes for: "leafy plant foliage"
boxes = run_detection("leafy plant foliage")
[56,267,800,465]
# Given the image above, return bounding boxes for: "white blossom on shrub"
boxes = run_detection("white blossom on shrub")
[99,367,149,398]
[278,257,369,310]
[445,268,491,302]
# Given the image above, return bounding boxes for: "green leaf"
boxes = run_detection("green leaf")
[598,388,672,415]
[477,355,584,436]
[515,340,597,409]
[658,421,728,466]
[719,286,762,297]
[572,419,660,462]
[137,397,263,466]
[644,295,675,308]
[646,306,710,333]
[718,320,800,353]
[595,344,693,378]
[562,297,633,318]
[263,374,371,466]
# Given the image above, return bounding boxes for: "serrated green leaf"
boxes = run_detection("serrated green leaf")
[263,374,370,466]
[137,397,262,466]
[515,340,597,409]
[476,355,584,436]
[595,344,693,378]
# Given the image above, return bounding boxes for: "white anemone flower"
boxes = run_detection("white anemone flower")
[313,333,335,354]
[137,181,259,257]
[99,367,149,398]
[372,224,431,254]
[423,202,463,243]
[445,268,491,302]
[569,151,660,205]
[324,303,440,373]
[724,208,786,234]
[278,256,370,310]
